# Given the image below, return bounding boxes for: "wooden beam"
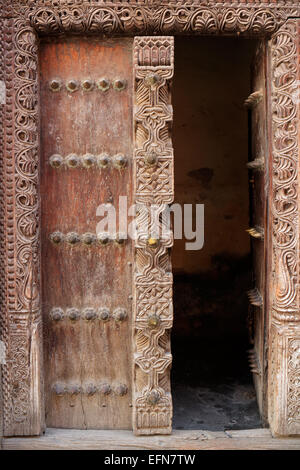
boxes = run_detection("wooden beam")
[2,428,300,450]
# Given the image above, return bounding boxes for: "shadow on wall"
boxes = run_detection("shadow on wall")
[172,36,258,345]
[171,38,261,430]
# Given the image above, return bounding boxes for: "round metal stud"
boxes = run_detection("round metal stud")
[82,153,96,168]
[68,384,81,396]
[98,307,110,322]
[66,79,79,93]
[145,73,160,87]
[97,78,110,92]
[50,307,64,321]
[83,308,97,321]
[49,78,62,92]
[148,313,160,329]
[99,383,111,395]
[82,232,96,246]
[85,383,97,396]
[97,232,110,246]
[82,79,94,92]
[113,79,126,91]
[97,153,110,168]
[66,308,80,321]
[147,237,159,248]
[53,383,66,396]
[113,154,127,169]
[114,383,128,396]
[49,154,64,168]
[115,233,126,246]
[66,153,80,168]
[147,389,160,405]
[113,307,127,322]
[144,150,158,166]
[66,232,80,245]
[50,231,64,244]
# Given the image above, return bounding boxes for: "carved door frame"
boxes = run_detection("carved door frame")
[0,1,300,437]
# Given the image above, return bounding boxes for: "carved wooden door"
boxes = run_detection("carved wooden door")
[246,40,269,423]
[39,36,174,433]
[40,37,134,429]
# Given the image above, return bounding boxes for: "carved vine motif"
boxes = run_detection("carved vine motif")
[133,36,174,435]
[2,2,297,36]
[271,20,299,323]
[270,19,300,434]
[0,17,43,436]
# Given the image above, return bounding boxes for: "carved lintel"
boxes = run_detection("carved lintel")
[18,4,300,37]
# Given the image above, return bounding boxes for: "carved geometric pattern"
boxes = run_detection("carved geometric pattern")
[287,337,300,429]
[135,157,174,202]
[269,19,300,436]
[133,36,174,435]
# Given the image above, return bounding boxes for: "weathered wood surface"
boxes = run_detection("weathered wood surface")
[2,428,300,450]
[39,37,133,429]
[247,40,269,423]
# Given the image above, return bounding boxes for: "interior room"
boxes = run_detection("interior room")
[171,37,261,431]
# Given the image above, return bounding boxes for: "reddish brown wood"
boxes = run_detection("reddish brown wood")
[39,37,133,429]
[248,40,269,421]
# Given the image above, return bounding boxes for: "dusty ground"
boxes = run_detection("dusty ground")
[172,339,261,431]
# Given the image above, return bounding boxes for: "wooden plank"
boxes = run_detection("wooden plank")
[2,428,300,450]
[39,37,134,430]
[247,40,268,422]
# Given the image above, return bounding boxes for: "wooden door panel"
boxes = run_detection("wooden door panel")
[39,38,133,429]
[248,41,268,419]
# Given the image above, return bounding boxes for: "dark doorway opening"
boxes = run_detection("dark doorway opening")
[172,37,261,431]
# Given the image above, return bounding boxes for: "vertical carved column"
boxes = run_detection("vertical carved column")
[0,17,44,436]
[268,19,300,436]
[0,10,5,440]
[133,37,174,435]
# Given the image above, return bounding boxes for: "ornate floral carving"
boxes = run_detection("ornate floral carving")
[133,36,174,435]
[0,17,44,436]
[2,3,295,36]
[269,19,300,435]
[271,20,299,323]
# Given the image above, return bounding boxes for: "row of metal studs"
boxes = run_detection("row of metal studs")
[53,382,128,397]
[49,78,127,93]
[49,153,127,169]
[50,307,127,322]
[50,232,127,246]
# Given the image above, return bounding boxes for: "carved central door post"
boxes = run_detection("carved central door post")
[133,37,174,435]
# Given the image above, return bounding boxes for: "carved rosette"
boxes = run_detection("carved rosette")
[269,19,300,435]
[18,3,299,36]
[133,36,174,435]
[0,17,44,436]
